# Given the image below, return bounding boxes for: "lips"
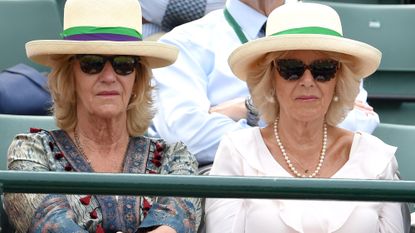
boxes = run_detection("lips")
[296,95,318,101]
[97,90,119,96]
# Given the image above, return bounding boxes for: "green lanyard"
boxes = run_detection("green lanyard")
[224,8,248,44]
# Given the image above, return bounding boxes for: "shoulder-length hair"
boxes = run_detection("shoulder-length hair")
[47,55,154,136]
[246,51,360,126]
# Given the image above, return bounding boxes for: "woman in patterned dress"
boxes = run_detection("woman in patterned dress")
[4,0,200,232]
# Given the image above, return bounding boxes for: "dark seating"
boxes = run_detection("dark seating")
[0,114,56,169]
[0,0,62,72]
[306,2,415,102]
[373,123,415,181]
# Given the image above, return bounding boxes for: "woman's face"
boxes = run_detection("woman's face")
[274,50,338,122]
[73,55,137,120]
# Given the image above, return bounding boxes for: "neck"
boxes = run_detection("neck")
[276,115,326,147]
[76,115,129,146]
[73,126,129,173]
[239,0,285,16]
[273,117,328,178]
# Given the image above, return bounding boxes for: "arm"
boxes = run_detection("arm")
[152,27,249,165]
[139,142,201,233]
[337,82,380,133]
[209,97,247,121]
[205,135,244,233]
[3,133,87,233]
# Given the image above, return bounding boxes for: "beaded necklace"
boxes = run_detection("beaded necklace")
[273,118,327,178]
[74,128,92,166]
[74,129,124,201]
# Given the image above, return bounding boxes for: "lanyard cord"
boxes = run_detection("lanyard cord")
[224,8,248,44]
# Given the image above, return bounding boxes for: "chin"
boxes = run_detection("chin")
[293,111,325,122]
[94,107,125,118]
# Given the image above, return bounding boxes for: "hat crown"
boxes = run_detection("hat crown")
[266,2,342,37]
[26,0,179,69]
[63,0,142,34]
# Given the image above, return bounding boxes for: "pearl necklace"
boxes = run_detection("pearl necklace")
[273,118,327,178]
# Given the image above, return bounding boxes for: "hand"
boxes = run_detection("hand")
[354,100,375,116]
[148,225,177,233]
[209,97,247,121]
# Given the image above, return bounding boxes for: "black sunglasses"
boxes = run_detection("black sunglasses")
[275,59,339,82]
[75,54,140,76]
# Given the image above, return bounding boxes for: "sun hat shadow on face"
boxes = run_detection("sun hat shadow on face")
[228,2,382,83]
[25,0,178,69]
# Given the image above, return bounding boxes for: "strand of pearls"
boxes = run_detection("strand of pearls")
[273,118,327,178]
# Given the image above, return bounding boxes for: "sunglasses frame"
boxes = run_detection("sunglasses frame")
[275,58,340,82]
[74,54,140,76]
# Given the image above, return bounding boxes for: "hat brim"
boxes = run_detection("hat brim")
[229,34,381,82]
[26,40,178,69]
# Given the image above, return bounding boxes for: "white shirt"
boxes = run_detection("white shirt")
[141,0,226,37]
[151,0,379,165]
[205,127,407,233]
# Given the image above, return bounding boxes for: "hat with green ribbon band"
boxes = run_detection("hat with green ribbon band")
[271,26,342,37]
[25,0,178,69]
[61,26,143,41]
[229,2,381,83]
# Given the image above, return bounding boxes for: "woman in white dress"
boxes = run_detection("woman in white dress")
[205,2,409,233]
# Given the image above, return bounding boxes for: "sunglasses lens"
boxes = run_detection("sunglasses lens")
[276,59,339,82]
[310,59,339,82]
[78,55,105,75]
[111,56,137,75]
[276,59,305,81]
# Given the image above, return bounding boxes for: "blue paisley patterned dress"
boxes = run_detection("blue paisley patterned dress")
[4,129,201,233]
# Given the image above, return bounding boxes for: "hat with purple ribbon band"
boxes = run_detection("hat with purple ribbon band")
[229,2,382,82]
[26,0,178,69]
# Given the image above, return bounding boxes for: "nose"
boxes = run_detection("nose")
[299,69,315,87]
[99,62,117,83]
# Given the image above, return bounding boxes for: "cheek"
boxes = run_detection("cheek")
[78,81,96,100]
[74,73,90,99]
[122,76,137,98]
[327,80,337,96]
[274,79,294,102]
[322,82,337,104]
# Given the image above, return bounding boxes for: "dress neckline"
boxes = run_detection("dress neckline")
[254,127,361,178]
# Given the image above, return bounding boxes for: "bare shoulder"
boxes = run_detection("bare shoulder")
[329,126,354,146]
[327,126,354,162]
[321,126,355,177]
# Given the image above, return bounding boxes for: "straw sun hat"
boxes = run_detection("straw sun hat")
[26,0,178,69]
[229,2,382,81]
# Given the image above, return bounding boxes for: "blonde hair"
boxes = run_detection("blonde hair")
[247,51,360,126]
[48,55,154,136]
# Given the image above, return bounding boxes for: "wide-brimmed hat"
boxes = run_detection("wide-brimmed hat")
[229,2,382,81]
[26,0,178,69]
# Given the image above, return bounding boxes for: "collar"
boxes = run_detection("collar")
[226,0,267,39]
